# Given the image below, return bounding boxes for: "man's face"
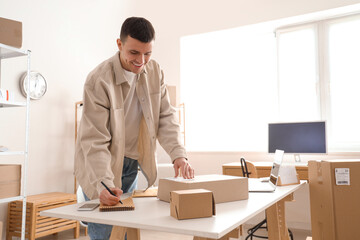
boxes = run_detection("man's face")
[117,36,153,74]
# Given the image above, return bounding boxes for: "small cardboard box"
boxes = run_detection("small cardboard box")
[170,189,215,220]
[309,159,360,240]
[0,165,21,199]
[158,174,248,203]
[0,17,22,48]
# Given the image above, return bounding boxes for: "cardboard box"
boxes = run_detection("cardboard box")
[170,189,215,220]
[0,17,22,48]
[308,159,360,240]
[0,165,21,199]
[158,174,248,203]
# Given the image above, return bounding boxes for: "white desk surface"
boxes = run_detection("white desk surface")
[41,182,306,239]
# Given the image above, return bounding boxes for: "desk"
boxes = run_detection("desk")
[222,162,309,181]
[41,182,306,240]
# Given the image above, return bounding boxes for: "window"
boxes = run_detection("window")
[326,15,360,151]
[276,15,360,152]
[181,13,360,152]
[276,25,319,121]
[181,28,277,151]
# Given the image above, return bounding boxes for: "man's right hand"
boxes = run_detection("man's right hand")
[99,187,123,206]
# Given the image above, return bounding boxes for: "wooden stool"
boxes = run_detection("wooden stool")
[6,192,80,240]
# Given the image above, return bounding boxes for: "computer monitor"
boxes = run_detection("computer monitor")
[268,121,326,161]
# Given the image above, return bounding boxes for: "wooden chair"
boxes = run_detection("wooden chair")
[240,158,258,178]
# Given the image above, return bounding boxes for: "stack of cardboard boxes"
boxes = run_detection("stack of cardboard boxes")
[158,174,248,203]
[309,160,360,240]
[158,174,248,220]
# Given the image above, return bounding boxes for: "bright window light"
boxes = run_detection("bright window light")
[277,26,319,121]
[181,28,277,151]
[327,17,360,150]
[181,13,360,153]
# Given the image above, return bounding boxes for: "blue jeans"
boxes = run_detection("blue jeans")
[83,157,139,240]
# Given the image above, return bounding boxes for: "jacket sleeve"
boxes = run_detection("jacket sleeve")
[156,69,187,162]
[78,77,115,193]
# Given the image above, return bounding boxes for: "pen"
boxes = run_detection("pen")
[101,181,123,204]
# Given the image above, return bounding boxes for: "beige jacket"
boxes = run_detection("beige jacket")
[74,52,187,199]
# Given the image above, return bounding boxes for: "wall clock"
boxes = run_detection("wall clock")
[20,71,47,100]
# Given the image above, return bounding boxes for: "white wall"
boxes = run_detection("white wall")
[0,0,135,234]
[1,0,360,238]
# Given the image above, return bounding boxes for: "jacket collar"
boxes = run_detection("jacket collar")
[113,51,147,85]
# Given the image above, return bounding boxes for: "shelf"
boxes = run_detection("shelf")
[0,100,26,108]
[0,40,30,240]
[0,43,29,59]
[0,151,25,156]
[0,152,25,166]
[0,195,24,204]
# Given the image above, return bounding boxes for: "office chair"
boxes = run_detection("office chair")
[240,158,294,240]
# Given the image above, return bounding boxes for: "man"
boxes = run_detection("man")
[75,17,194,239]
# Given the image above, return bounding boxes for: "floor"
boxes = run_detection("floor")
[35,226,312,240]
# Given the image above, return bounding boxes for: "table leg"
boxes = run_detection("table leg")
[126,228,140,240]
[193,227,239,240]
[110,226,126,240]
[74,221,80,238]
[110,226,140,240]
[266,193,294,240]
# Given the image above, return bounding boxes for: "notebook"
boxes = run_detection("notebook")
[99,197,135,212]
[248,149,284,192]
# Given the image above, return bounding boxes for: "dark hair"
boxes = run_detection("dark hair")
[120,17,155,43]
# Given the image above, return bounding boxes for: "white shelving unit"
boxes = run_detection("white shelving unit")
[0,42,31,240]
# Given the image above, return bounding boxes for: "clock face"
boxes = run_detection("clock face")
[20,72,47,100]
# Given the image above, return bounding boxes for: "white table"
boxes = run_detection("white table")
[41,181,306,240]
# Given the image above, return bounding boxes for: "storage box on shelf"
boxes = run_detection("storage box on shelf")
[0,165,21,199]
[0,17,22,48]
[6,192,80,240]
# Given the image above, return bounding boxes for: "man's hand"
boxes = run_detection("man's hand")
[99,187,123,206]
[173,157,195,179]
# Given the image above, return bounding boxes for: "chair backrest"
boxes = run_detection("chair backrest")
[245,161,258,178]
